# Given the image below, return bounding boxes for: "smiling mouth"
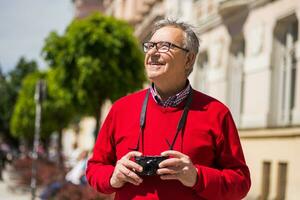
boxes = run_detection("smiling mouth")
[148,62,165,65]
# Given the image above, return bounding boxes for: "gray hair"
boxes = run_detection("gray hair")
[151,19,200,55]
[150,19,200,75]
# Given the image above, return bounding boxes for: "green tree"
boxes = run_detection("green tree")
[10,73,41,140]
[9,57,38,92]
[42,13,145,135]
[0,66,11,135]
[10,70,74,146]
[0,57,38,139]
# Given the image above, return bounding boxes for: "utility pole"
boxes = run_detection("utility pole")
[31,80,46,200]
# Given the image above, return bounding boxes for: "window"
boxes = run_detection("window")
[270,14,298,126]
[276,162,288,200]
[227,36,245,126]
[194,51,209,94]
[260,161,271,200]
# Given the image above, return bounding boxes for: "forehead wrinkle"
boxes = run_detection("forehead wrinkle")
[150,26,185,46]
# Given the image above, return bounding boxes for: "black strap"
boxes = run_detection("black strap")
[140,89,150,129]
[168,91,193,150]
[131,88,193,152]
[129,89,150,152]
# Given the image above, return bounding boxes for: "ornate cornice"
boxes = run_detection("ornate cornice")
[134,1,165,41]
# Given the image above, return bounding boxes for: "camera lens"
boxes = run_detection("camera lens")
[143,160,157,176]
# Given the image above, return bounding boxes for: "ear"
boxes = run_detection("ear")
[185,52,196,70]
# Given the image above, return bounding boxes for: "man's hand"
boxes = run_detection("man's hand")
[110,151,143,188]
[157,150,198,187]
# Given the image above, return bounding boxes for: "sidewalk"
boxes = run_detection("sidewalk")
[0,167,32,200]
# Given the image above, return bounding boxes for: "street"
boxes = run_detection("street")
[0,168,31,200]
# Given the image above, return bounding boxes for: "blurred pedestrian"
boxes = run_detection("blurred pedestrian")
[0,139,11,180]
[65,150,89,185]
[39,150,89,199]
[65,142,81,168]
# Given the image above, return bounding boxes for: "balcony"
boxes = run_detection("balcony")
[218,0,250,17]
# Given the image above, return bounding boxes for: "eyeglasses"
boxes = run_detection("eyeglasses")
[142,41,189,53]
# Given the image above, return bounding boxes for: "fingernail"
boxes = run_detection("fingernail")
[135,180,142,185]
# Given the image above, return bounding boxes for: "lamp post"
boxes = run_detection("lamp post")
[31,80,46,200]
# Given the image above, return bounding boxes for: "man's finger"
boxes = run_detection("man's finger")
[126,175,143,186]
[161,150,186,158]
[157,168,179,175]
[159,157,181,168]
[118,163,143,184]
[123,159,143,172]
[160,174,178,180]
[124,151,142,159]
[118,164,131,177]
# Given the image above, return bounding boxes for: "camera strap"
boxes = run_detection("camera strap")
[130,88,193,152]
[129,89,150,152]
[168,90,193,150]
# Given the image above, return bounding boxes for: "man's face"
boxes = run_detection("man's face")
[144,26,190,85]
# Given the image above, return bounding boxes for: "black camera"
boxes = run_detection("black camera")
[135,156,168,176]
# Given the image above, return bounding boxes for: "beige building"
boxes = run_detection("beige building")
[72,0,300,199]
[188,1,300,199]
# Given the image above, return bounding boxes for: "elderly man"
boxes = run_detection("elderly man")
[86,19,251,200]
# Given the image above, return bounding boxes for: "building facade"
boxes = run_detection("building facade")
[73,0,300,199]
[187,1,300,199]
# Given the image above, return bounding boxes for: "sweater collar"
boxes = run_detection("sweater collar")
[150,80,191,107]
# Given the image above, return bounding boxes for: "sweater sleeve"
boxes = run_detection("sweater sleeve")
[192,111,251,200]
[86,108,118,194]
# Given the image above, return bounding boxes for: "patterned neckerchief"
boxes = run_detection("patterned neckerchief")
[150,81,191,107]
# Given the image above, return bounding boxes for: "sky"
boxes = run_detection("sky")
[0,0,74,73]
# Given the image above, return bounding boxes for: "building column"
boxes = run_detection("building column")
[292,11,300,125]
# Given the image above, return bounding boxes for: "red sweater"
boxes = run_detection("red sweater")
[86,89,251,200]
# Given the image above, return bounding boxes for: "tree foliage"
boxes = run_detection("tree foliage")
[0,57,38,138]
[0,67,12,135]
[9,13,145,141]
[42,13,145,118]
[10,72,43,139]
[9,57,38,92]
[10,70,74,140]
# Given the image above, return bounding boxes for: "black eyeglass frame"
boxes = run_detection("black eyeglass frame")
[142,41,189,53]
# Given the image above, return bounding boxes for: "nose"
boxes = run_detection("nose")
[147,47,160,60]
[146,45,160,55]
[148,52,160,63]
